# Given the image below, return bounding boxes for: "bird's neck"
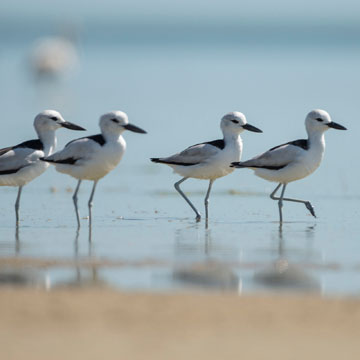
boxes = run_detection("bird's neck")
[102,130,122,144]
[37,130,57,156]
[308,130,325,151]
[223,132,241,146]
[223,133,242,162]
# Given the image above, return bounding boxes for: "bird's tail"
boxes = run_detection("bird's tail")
[151,158,165,164]
[40,157,55,163]
[230,161,247,168]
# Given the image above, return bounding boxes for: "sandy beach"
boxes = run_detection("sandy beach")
[2,288,360,360]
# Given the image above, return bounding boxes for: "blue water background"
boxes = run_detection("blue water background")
[0,11,359,294]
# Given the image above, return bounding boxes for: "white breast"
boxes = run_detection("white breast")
[55,137,126,181]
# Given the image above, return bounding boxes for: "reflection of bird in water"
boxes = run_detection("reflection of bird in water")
[29,35,78,79]
[173,225,213,257]
[52,231,106,289]
[53,265,106,289]
[173,261,239,291]
[15,226,20,254]
[0,267,48,288]
[173,228,241,291]
[254,226,320,292]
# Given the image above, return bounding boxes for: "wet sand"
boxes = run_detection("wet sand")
[2,288,360,360]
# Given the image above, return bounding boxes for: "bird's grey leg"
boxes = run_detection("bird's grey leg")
[280,196,316,217]
[270,183,286,223]
[269,183,282,201]
[174,177,201,222]
[270,183,316,218]
[15,186,23,225]
[88,180,98,229]
[204,179,214,221]
[278,183,287,224]
[72,180,82,229]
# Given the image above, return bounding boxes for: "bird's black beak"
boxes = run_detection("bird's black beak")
[242,123,263,133]
[327,121,347,130]
[124,123,147,134]
[61,121,86,131]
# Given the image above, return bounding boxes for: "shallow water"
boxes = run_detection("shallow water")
[0,23,360,294]
[0,186,359,295]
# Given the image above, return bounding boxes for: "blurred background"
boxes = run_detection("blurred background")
[0,0,359,198]
[0,0,359,199]
[0,0,359,294]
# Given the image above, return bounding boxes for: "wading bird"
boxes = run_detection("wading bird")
[0,110,85,224]
[42,111,146,228]
[231,109,346,223]
[151,112,262,222]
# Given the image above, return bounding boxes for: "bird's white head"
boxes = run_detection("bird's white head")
[220,111,262,135]
[305,109,347,134]
[34,110,86,135]
[99,111,147,136]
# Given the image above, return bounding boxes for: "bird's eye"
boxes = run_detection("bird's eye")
[315,118,323,122]
[50,116,58,121]
[231,120,239,124]
[111,118,119,123]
